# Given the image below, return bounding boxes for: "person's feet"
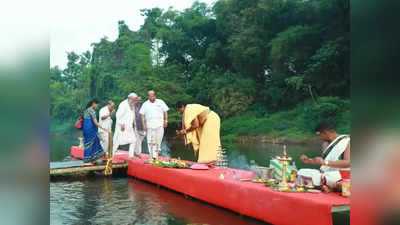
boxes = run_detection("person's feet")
[83,159,104,166]
[83,161,98,166]
[321,185,332,193]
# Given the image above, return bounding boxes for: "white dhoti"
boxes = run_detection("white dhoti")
[147,127,164,159]
[113,126,137,155]
[113,99,136,156]
[129,131,146,157]
[99,106,113,154]
[99,130,110,153]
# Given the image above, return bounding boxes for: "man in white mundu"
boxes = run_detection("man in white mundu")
[132,100,146,157]
[298,121,350,192]
[140,90,169,160]
[113,93,142,158]
[98,101,115,154]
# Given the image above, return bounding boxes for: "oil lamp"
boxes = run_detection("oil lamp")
[276,145,292,191]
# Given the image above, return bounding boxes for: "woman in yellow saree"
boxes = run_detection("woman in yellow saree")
[176,102,221,164]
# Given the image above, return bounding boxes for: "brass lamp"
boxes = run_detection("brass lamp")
[276,145,292,191]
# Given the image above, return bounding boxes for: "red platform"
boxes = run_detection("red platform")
[70,146,129,163]
[126,155,350,225]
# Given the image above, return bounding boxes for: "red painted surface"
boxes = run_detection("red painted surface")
[126,154,350,225]
[70,145,350,225]
[70,146,128,163]
[70,146,84,159]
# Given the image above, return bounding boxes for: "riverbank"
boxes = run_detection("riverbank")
[234,135,320,145]
[51,97,350,146]
[221,97,350,145]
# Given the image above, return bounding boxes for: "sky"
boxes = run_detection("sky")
[0,0,48,68]
[50,0,216,69]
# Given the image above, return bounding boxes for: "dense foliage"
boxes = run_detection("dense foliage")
[50,0,349,137]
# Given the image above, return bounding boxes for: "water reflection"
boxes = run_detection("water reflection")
[166,137,321,170]
[50,134,321,225]
[127,178,267,225]
[50,177,267,225]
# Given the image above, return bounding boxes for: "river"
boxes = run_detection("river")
[50,132,347,225]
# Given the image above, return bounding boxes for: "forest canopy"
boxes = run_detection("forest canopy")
[50,0,349,135]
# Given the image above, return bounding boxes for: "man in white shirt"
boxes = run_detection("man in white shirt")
[98,101,115,154]
[139,90,169,160]
[113,93,142,158]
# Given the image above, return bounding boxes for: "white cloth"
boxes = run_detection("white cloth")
[320,135,350,173]
[113,99,136,155]
[99,106,113,152]
[322,170,342,187]
[129,132,145,157]
[297,169,322,186]
[139,99,169,129]
[128,92,138,98]
[147,127,164,159]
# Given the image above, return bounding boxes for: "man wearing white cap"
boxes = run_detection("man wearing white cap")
[113,93,142,158]
[140,90,169,160]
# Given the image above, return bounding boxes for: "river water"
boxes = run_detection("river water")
[50,132,347,225]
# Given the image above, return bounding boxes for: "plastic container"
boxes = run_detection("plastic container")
[341,179,351,197]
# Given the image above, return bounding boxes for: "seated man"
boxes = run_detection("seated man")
[299,121,350,192]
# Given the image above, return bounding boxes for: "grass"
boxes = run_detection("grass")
[221,98,350,143]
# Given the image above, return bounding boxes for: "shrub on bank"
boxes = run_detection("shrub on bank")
[221,97,350,141]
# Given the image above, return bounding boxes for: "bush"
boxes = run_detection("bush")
[221,97,350,141]
[303,97,349,131]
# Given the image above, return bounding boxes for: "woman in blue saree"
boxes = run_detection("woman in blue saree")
[82,99,110,164]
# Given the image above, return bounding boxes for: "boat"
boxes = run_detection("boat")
[68,146,350,225]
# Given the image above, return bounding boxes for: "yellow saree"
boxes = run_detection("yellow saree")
[184,104,221,163]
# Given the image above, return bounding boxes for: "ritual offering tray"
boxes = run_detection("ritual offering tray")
[265,180,322,193]
[266,182,306,193]
[271,188,307,193]
[148,158,190,168]
[265,179,278,188]
[251,178,266,183]
[190,164,209,170]
[239,178,253,182]
[307,189,322,193]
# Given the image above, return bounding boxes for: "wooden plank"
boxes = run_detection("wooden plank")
[50,161,84,169]
[331,205,350,213]
[50,162,128,175]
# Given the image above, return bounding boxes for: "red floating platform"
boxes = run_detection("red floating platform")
[70,146,129,163]
[69,146,349,225]
[126,155,350,225]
